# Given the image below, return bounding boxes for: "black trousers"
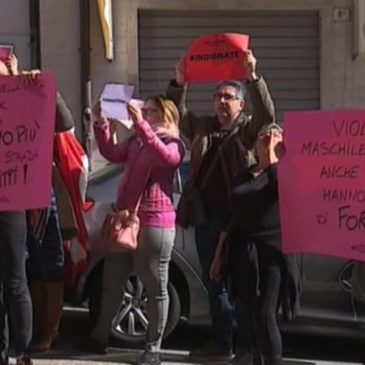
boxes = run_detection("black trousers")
[234,244,283,365]
[0,211,32,357]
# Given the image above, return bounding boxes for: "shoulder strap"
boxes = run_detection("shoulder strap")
[199,123,240,189]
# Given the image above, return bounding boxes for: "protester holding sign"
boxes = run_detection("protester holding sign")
[0,53,34,365]
[167,48,275,361]
[209,123,302,365]
[76,96,185,365]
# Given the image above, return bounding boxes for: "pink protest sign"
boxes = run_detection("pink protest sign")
[184,33,250,83]
[278,110,365,262]
[0,72,56,210]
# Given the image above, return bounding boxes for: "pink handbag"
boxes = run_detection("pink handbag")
[102,209,140,253]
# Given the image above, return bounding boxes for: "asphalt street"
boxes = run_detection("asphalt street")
[10,307,365,365]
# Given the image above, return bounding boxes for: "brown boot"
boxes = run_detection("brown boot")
[31,281,64,352]
[29,280,44,345]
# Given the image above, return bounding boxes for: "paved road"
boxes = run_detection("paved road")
[12,307,365,365]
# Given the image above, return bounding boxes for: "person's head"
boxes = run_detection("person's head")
[213,80,245,127]
[142,95,179,134]
[255,122,283,161]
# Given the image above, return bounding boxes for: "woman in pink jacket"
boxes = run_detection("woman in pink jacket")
[80,96,185,365]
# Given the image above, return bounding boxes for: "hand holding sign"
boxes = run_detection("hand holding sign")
[5,54,19,76]
[243,50,258,82]
[175,55,185,86]
[184,33,250,84]
[127,101,144,124]
[100,83,134,128]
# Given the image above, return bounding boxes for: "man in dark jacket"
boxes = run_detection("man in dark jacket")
[167,50,275,362]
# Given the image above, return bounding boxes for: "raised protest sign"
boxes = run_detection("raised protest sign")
[184,33,250,83]
[0,72,56,211]
[278,110,365,262]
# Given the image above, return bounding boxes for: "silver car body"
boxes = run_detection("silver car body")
[72,161,365,343]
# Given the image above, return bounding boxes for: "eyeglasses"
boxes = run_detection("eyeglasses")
[141,107,158,115]
[213,93,240,101]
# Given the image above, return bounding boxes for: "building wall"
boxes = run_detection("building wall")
[37,0,365,168]
[0,0,31,70]
[88,0,365,110]
[39,0,81,135]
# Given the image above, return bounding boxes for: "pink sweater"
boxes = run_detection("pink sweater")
[94,120,185,229]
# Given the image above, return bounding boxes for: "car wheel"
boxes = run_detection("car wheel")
[109,275,181,345]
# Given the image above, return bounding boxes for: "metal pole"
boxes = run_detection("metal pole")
[80,0,92,157]
[29,0,41,69]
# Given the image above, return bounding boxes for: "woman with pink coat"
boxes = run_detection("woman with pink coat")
[78,96,185,365]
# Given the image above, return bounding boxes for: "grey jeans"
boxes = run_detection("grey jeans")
[92,226,175,352]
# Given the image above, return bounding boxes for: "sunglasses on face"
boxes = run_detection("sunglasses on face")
[213,93,240,101]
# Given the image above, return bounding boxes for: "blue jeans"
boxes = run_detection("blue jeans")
[0,211,32,357]
[195,216,250,351]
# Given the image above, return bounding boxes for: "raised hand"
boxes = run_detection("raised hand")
[243,49,258,82]
[127,101,143,124]
[20,70,40,86]
[175,54,185,86]
[5,54,19,75]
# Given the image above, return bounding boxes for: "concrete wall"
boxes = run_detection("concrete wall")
[39,0,81,135]
[0,0,31,70]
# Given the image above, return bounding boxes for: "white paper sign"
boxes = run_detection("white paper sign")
[100,83,134,127]
[119,98,144,129]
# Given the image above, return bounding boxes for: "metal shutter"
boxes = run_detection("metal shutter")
[138,10,320,123]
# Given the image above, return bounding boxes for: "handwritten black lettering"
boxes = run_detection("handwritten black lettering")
[4,150,39,164]
[319,165,359,179]
[190,51,239,62]
[0,121,41,147]
[316,214,328,225]
[23,164,28,184]
[338,205,365,231]
[0,83,20,94]
[333,119,365,137]
[322,188,365,203]
[0,166,17,187]
[301,141,365,157]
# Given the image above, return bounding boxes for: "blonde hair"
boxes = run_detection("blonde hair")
[145,95,179,136]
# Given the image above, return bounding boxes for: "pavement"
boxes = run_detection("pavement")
[12,308,363,365]
[9,349,364,365]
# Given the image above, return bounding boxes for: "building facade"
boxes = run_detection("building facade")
[1,0,365,166]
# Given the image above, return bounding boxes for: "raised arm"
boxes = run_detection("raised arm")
[93,122,129,164]
[166,56,208,142]
[244,77,276,145]
[240,50,276,148]
[92,102,129,163]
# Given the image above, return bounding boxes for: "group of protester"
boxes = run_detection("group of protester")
[0,47,302,365]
